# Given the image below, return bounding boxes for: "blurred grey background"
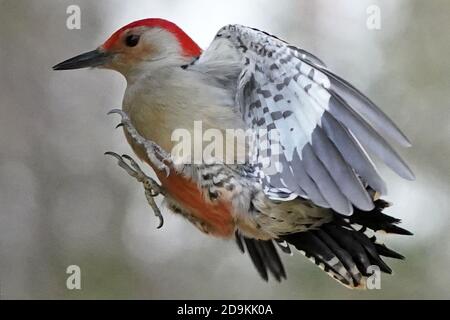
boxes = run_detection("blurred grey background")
[0,0,449,299]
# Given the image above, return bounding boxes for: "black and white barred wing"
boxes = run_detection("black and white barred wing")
[210,25,414,215]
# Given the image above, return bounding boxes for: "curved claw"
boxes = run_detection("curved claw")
[160,164,170,177]
[108,109,131,124]
[163,157,174,177]
[156,213,164,229]
[104,151,122,160]
[148,193,164,229]
[107,108,123,116]
[147,195,165,229]
[152,162,170,177]
[116,123,124,129]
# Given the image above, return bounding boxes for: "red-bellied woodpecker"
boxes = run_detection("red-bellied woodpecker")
[53,18,414,288]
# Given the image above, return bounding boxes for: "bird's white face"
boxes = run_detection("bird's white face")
[99,26,187,76]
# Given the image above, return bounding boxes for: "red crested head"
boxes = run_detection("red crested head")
[102,18,202,57]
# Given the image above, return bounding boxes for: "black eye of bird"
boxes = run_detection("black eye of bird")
[125,34,140,47]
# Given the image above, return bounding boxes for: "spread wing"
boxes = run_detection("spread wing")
[201,24,414,215]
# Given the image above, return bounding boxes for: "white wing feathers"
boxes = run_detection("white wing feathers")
[200,25,414,215]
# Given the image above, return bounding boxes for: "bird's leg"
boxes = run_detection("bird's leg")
[108,109,172,177]
[105,152,165,229]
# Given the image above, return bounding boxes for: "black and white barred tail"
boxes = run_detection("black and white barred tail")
[236,199,412,288]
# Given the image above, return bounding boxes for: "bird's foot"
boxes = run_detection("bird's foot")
[105,151,165,229]
[108,109,172,176]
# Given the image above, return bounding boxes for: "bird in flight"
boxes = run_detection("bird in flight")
[54,18,414,288]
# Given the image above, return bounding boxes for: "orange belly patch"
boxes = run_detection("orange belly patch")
[155,170,235,238]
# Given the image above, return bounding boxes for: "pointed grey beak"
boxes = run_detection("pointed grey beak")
[53,49,111,70]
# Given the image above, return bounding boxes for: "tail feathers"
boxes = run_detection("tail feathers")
[280,200,411,288]
[236,200,411,287]
[282,231,360,286]
[235,232,286,282]
[373,242,405,259]
[345,199,413,236]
